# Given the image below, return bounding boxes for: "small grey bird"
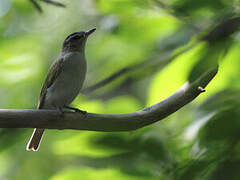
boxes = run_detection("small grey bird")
[26,28,96,151]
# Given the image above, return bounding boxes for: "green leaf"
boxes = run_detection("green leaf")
[51,167,156,180]
[188,40,232,82]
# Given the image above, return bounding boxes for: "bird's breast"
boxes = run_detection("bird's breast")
[45,52,87,107]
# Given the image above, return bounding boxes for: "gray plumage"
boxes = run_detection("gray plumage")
[26,28,96,151]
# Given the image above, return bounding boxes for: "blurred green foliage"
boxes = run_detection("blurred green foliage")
[0,0,240,179]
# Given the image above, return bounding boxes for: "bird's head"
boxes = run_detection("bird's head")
[62,28,96,53]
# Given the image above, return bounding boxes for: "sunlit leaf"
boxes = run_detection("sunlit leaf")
[53,132,128,157]
[51,167,155,180]
[147,43,204,105]
[188,40,232,82]
[104,95,142,113]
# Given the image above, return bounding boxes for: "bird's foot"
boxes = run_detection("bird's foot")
[57,107,64,116]
[74,109,87,115]
[64,106,87,115]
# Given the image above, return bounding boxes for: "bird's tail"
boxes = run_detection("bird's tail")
[26,128,45,151]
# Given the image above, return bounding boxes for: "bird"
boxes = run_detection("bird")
[26,28,96,151]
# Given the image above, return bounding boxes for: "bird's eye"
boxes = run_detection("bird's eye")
[72,35,81,39]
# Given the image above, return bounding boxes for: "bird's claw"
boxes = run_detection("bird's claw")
[57,107,64,116]
[63,106,87,115]
[74,109,87,115]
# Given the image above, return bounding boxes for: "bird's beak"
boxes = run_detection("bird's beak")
[85,28,96,36]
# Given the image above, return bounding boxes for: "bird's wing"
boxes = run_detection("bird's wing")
[38,57,64,109]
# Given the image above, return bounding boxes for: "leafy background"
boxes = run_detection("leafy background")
[0,0,240,179]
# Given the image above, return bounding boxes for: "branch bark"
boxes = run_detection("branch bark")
[0,67,217,131]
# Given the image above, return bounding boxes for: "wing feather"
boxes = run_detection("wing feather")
[38,57,64,109]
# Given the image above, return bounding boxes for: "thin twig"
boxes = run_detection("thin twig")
[30,0,43,13]
[29,0,65,13]
[40,0,65,7]
[82,17,240,94]
[82,43,195,94]
[82,67,131,94]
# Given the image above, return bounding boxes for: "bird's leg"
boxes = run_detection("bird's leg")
[56,107,64,116]
[64,106,87,115]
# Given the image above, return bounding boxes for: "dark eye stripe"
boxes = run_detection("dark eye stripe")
[73,35,82,39]
[65,32,85,41]
[65,32,78,40]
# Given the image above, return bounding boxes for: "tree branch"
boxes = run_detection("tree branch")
[29,0,65,13]
[0,67,217,131]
